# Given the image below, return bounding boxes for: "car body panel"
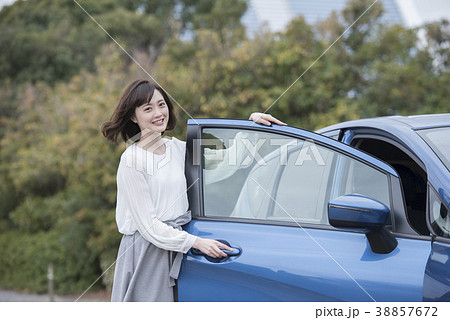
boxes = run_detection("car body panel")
[423,240,450,301]
[179,220,430,301]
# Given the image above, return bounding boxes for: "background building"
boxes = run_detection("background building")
[242,0,450,36]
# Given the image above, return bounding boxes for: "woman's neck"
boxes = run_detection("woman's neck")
[137,132,166,155]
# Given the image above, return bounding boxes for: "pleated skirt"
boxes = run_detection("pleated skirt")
[111,231,175,302]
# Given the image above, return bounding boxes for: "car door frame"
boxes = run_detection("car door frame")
[185,119,402,222]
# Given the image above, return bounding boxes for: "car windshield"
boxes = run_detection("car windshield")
[418,127,450,171]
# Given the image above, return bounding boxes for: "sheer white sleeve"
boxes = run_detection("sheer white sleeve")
[116,159,197,253]
[204,131,259,184]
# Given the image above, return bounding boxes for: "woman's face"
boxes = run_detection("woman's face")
[132,89,169,134]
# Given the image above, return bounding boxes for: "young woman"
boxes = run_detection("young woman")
[102,79,285,301]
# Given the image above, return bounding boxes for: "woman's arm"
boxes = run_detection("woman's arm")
[117,160,197,253]
[117,156,231,257]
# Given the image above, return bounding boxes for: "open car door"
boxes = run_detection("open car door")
[178,119,432,301]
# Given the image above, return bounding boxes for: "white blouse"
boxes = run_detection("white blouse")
[115,137,197,253]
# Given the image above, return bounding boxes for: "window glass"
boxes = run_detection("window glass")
[429,186,450,238]
[202,128,391,225]
[418,127,450,171]
[335,156,391,208]
[202,129,276,217]
[271,141,335,223]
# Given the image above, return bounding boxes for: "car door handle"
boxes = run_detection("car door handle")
[190,239,241,258]
[220,247,241,256]
[190,247,241,256]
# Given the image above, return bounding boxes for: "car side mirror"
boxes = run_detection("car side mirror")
[328,194,397,254]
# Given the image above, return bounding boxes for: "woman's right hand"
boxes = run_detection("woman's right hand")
[192,238,233,258]
[249,112,287,126]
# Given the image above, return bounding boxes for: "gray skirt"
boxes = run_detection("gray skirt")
[110,231,175,302]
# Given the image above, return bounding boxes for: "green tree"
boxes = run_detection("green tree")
[0,47,127,293]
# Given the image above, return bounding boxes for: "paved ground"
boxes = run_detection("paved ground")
[0,289,110,302]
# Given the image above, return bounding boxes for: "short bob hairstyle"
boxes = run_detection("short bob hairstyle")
[101,80,177,143]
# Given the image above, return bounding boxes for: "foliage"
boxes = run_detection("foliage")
[0,0,248,85]
[0,227,103,294]
[0,0,448,294]
[0,47,126,293]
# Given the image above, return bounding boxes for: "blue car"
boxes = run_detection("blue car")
[177,114,450,301]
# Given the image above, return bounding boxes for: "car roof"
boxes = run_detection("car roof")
[385,114,450,129]
[317,113,450,133]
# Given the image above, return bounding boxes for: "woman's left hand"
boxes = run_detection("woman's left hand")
[249,112,287,126]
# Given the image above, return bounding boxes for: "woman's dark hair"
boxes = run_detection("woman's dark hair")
[101,80,177,143]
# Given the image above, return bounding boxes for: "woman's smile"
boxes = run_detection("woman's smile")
[152,118,165,126]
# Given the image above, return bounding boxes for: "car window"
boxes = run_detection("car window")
[429,186,450,238]
[418,127,450,171]
[352,137,427,235]
[202,128,391,225]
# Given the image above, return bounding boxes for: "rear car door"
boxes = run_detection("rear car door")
[178,119,431,301]
[424,186,450,301]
